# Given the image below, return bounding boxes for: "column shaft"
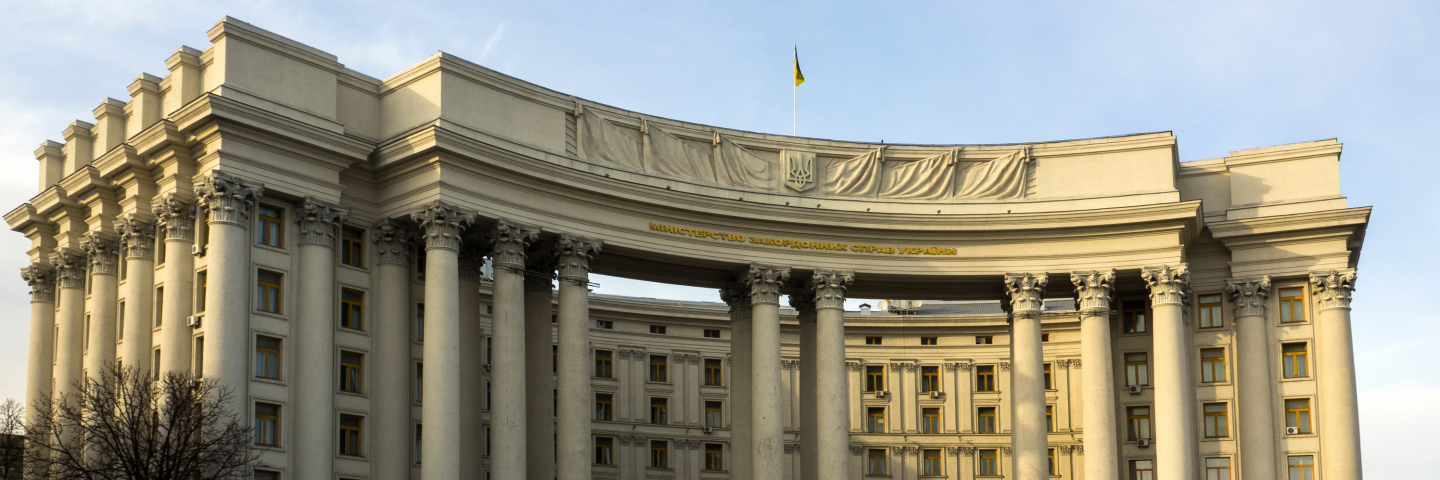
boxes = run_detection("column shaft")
[1006,272,1050,479]
[84,272,118,381]
[488,219,538,480]
[722,282,753,479]
[118,246,155,373]
[292,198,346,480]
[813,269,854,480]
[1228,276,1277,480]
[51,254,86,404]
[370,219,413,480]
[1312,270,1362,479]
[459,253,483,480]
[1144,265,1198,480]
[22,264,55,480]
[159,235,193,374]
[413,203,476,480]
[557,235,602,480]
[524,251,557,480]
[799,318,817,480]
[746,264,789,480]
[197,173,263,420]
[1073,270,1120,479]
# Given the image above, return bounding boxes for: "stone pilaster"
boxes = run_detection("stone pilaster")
[1070,269,1120,480]
[295,196,349,247]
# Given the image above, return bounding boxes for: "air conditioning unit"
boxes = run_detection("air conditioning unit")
[703,426,713,434]
[186,315,201,328]
[483,364,492,372]
[191,244,206,256]
[1127,385,1143,394]
[875,391,889,399]
[1137,438,1151,448]
[1285,427,1300,435]
[928,391,942,399]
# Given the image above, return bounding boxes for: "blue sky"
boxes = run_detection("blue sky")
[0,1,1434,477]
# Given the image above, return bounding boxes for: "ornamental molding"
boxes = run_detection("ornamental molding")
[196,170,264,226]
[618,349,647,360]
[847,361,863,372]
[784,444,800,454]
[1070,269,1116,315]
[411,201,477,252]
[21,263,55,302]
[888,362,917,372]
[1068,359,1082,369]
[781,359,800,369]
[372,218,412,266]
[1054,359,1070,367]
[719,281,752,322]
[1072,445,1084,455]
[1001,447,1012,454]
[946,362,973,371]
[524,241,559,292]
[1226,275,1272,318]
[745,264,791,306]
[556,234,603,283]
[998,362,1011,371]
[151,193,195,242]
[849,445,865,456]
[1310,269,1357,311]
[811,269,854,311]
[1142,264,1190,306]
[80,233,119,275]
[1004,272,1049,317]
[956,446,976,456]
[294,197,349,247]
[114,213,155,260]
[49,251,86,289]
[489,218,538,268]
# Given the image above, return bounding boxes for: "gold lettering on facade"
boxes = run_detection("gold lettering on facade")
[647,222,955,256]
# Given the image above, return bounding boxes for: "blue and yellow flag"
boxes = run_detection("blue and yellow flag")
[793,44,805,86]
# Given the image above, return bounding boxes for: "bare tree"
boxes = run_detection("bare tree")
[0,398,21,480]
[24,364,259,480]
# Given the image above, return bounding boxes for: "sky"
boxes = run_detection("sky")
[0,1,1435,477]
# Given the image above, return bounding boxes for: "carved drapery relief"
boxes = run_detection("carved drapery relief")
[812,269,854,311]
[411,201,477,252]
[556,234,603,284]
[1142,264,1190,306]
[1004,272,1049,317]
[1311,269,1357,310]
[880,149,957,200]
[372,218,411,266]
[152,193,195,242]
[524,241,558,293]
[648,123,717,183]
[745,264,790,306]
[295,197,349,248]
[21,263,55,302]
[489,218,538,269]
[80,233,119,275]
[716,136,774,190]
[195,171,264,226]
[1071,269,1116,315]
[114,213,155,260]
[1226,275,1272,318]
[49,251,86,289]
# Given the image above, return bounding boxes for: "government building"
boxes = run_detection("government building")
[9,17,1369,480]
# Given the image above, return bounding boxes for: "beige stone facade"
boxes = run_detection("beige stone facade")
[8,17,1368,480]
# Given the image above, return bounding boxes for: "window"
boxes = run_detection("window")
[921,365,940,392]
[84,315,90,352]
[154,286,163,326]
[978,449,998,475]
[1206,457,1232,480]
[1204,403,1229,438]
[255,336,281,380]
[865,336,882,345]
[975,335,993,344]
[921,407,940,433]
[1125,352,1150,386]
[650,440,669,468]
[256,270,282,314]
[1279,288,1305,323]
[151,348,160,380]
[485,381,490,409]
[194,270,207,312]
[867,449,888,475]
[920,336,937,345]
[1201,348,1227,383]
[1199,294,1223,328]
[1044,362,1054,389]
[414,363,423,403]
[595,319,613,329]
[1287,455,1314,480]
[649,355,668,382]
[254,402,280,446]
[193,336,204,376]
[650,397,668,424]
[1042,333,1050,342]
[340,351,363,394]
[340,289,364,330]
[650,325,666,335]
[414,245,426,281]
[977,406,997,433]
[413,424,422,464]
[414,303,424,342]
[704,443,723,470]
[1047,405,1055,432]
[1283,343,1309,378]
[703,329,720,338]
[485,426,490,455]
[976,365,996,392]
[865,365,884,392]
[1122,300,1147,333]
[1127,406,1152,440]
[341,227,364,267]
[595,350,613,378]
[1048,447,1058,475]
[486,337,492,364]
[924,448,943,475]
[255,471,279,480]
[256,205,283,247]
[705,401,723,428]
[866,407,886,433]
[704,358,723,386]
[339,414,363,456]
[155,229,166,265]
[117,303,125,341]
[1285,399,1312,434]
[594,393,613,421]
[595,437,614,465]
[1129,459,1155,480]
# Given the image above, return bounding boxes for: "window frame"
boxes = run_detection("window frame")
[865,365,885,392]
[976,365,996,392]
[254,402,281,447]
[338,413,364,457]
[705,401,723,428]
[978,449,999,476]
[1287,455,1314,480]
[977,406,998,434]
[340,288,365,331]
[595,393,614,421]
[256,204,284,248]
[920,365,940,393]
[595,350,613,378]
[650,440,669,468]
[1205,457,1232,480]
[1127,405,1152,441]
[255,269,283,314]
[866,407,886,433]
[867,448,888,475]
[865,336,882,345]
[1125,352,1150,386]
[921,407,941,434]
[703,443,723,471]
[975,335,993,344]
[649,355,669,382]
[339,350,364,394]
[340,226,365,268]
[1279,287,1307,324]
[1198,293,1224,328]
[1047,405,1055,432]
[1282,342,1310,379]
[650,397,668,425]
[1204,402,1230,438]
[923,448,944,475]
[594,437,614,465]
[920,336,938,346]
[255,335,282,381]
[1129,459,1155,480]
[1044,362,1054,390]
[704,358,723,386]
[1285,398,1312,434]
[1122,300,1148,334]
[1201,347,1227,383]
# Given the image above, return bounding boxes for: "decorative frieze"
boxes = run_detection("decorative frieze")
[1072,445,1084,455]
[371,218,411,266]
[889,362,917,372]
[21,263,55,302]
[781,359,800,369]
[849,445,865,456]
[1068,359,1082,369]
[945,362,972,371]
[1226,275,1272,318]
[49,251,86,289]
[80,233,119,275]
[411,201,477,252]
[1001,446,1012,455]
[618,349,646,360]
[811,269,854,311]
[556,234,603,284]
[1070,269,1116,315]
[1142,264,1190,306]
[1004,272,1049,317]
[745,263,790,306]
[151,193,195,242]
[114,213,155,260]
[196,170,264,226]
[998,362,1011,371]
[847,361,863,372]
[294,197,349,247]
[1311,269,1358,311]
[489,218,538,268]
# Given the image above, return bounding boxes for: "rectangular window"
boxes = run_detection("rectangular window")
[1287,455,1314,480]
[254,402,280,446]
[254,471,279,480]
[339,414,363,457]
[340,288,364,330]
[1204,403,1230,438]
[341,226,364,267]
[1283,343,1309,378]
[976,365,996,392]
[920,336,937,345]
[977,406,997,434]
[595,437,614,465]
[705,401,723,428]
[920,365,940,392]
[414,303,425,342]
[1049,447,1058,475]
[84,315,90,352]
[1044,362,1054,389]
[865,365,885,392]
[151,348,160,380]
[1123,300,1147,333]
[414,363,423,403]
[921,407,940,433]
[155,229,165,265]
[1285,398,1312,434]
[1042,333,1050,342]
[1047,405,1055,432]
[595,319,613,329]
[650,397,668,425]
[1201,348,1227,383]
[1128,406,1152,440]
[1279,288,1306,323]
[650,440,668,468]
[486,337,492,364]
[865,336,882,345]
[414,245,426,281]
[1199,294,1223,328]
[340,351,363,394]
[703,328,720,338]
[704,443,723,470]
[975,335,993,344]
[117,303,125,341]
[1125,352,1150,386]
[866,407,886,433]
[256,270,282,314]
[704,358,723,386]
[255,336,281,380]
[193,336,204,377]
[649,325,666,335]
[154,286,163,326]
[595,393,613,421]
[924,448,943,475]
[1130,459,1155,480]
[194,270,207,312]
[595,350,613,378]
[649,355,668,382]
[413,424,422,464]
[1206,457,1232,480]
[978,449,998,475]
[256,205,283,247]
[867,449,888,475]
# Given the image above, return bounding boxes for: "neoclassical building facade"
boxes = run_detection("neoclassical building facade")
[9,17,1369,480]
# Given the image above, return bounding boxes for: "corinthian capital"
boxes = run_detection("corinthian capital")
[151,193,195,242]
[1070,269,1115,315]
[556,234,603,283]
[719,281,752,322]
[295,197,349,247]
[524,242,559,293]
[1226,276,1272,318]
[1310,269,1357,311]
[488,218,539,268]
[410,201,477,252]
[789,285,817,323]
[48,251,86,289]
[1005,272,1049,317]
[745,264,791,306]
[196,171,265,225]
[811,269,854,311]
[115,213,155,260]
[1142,264,1190,306]
[371,218,411,266]
[80,233,119,275]
[21,263,55,302]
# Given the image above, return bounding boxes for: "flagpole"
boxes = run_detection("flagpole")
[793,42,797,136]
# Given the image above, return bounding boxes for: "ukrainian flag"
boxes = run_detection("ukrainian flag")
[793,44,805,86]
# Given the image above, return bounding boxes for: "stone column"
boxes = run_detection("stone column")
[21,263,55,480]
[1004,272,1050,479]
[81,234,120,383]
[525,241,558,480]
[458,248,485,480]
[370,219,413,480]
[196,172,264,414]
[1142,264,1198,480]
[487,218,539,480]
[746,263,790,480]
[812,269,854,480]
[292,197,347,480]
[1227,276,1277,480]
[116,215,155,373]
[1311,270,1363,479]
[1072,270,1120,480]
[719,282,753,479]
[152,193,195,376]
[790,288,817,480]
[412,202,477,480]
[556,234,602,480]
[49,251,86,401]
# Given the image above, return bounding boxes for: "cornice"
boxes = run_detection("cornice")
[93,144,148,179]
[55,166,114,204]
[172,93,373,164]
[1208,207,1369,240]
[4,204,44,232]
[1225,140,1341,168]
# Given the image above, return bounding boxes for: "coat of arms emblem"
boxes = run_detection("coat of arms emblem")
[783,150,816,192]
